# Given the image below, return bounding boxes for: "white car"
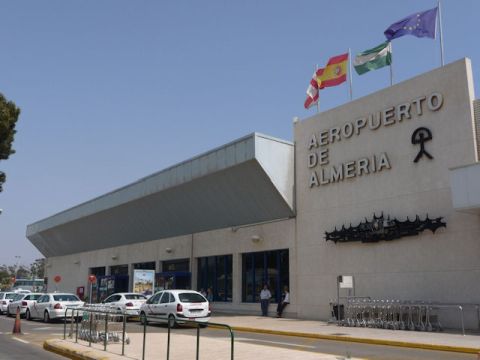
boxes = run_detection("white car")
[6,293,43,317]
[101,293,147,317]
[139,290,210,327]
[0,292,20,315]
[26,293,84,322]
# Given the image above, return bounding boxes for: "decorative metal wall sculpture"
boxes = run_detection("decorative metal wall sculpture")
[325,213,446,243]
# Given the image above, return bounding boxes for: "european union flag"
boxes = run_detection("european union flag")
[384,7,438,41]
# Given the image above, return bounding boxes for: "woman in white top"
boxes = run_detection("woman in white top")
[259,284,272,316]
[276,286,290,318]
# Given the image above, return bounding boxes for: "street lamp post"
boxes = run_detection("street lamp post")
[14,255,21,278]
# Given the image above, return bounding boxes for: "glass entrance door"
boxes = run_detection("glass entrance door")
[155,272,191,292]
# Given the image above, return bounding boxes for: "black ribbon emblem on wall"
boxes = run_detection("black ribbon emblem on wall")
[411,127,433,163]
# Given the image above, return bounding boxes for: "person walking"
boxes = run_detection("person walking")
[276,286,290,318]
[259,284,272,316]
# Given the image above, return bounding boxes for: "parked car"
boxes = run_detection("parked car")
[0,292,21,315]
[6,293,43,317]
[139,290,210,327]
[101,292,147,317]
[26,293,84,322]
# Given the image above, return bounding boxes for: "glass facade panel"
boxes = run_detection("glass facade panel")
[133,262,155,270]
[242,249,289,303]
[197,255,232,302]
[162,259,189,272]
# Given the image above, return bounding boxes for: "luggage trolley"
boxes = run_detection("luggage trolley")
[78,308,130,344]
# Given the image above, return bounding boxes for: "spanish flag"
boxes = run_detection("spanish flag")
[317,52,348,88]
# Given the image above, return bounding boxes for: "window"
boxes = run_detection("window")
[179,292,206,303]
[147,292,162,304]
[197,255,232,302]
[242,249,289,303]
[162,259,189,272]
[89,267,106,277]
[104,295,120,303]
[110,265,128,275]
[160,292,170,304]
[53,294,80,302]
[133,262,155,270]
[125,294,147,300]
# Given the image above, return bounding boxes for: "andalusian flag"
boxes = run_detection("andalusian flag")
[354,42,392,75]
[317,53,348,88]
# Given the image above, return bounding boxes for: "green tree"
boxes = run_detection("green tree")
[0,93,21,192]
[30,258,45,279]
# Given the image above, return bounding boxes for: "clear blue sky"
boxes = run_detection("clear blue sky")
[0,0,478,266]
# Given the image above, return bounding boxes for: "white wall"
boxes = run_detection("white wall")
[45,218,296,315]
[294,58,480,328]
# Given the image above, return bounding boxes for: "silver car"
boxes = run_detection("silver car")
[101,292,147,317]
[6,293,43,317]
[0,292,20,315]
[139,290,210,327]
[26,293,84,322]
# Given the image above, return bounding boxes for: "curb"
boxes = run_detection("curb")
[43,339,111,360]
[211,325,480,355]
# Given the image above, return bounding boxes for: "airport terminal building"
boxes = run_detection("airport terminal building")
[27,59,480,325]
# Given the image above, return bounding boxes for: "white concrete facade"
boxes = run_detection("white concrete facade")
[295,58,480,326]
[34,58,480,327]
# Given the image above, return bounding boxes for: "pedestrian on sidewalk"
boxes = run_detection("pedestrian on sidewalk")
[259,284,272,316]
[276,285,290,318]
[206,287,214,302]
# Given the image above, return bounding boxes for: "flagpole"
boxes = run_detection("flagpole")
[348,48,353,100]
[389,42,394,86]
[437,0,445,66]
[315,64,320,113]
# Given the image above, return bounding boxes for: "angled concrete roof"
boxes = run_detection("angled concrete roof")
[27,133,295,257]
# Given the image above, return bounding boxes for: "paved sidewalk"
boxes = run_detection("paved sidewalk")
[45,331,363,360]
[43,314,480,359]
[211,314,480,353]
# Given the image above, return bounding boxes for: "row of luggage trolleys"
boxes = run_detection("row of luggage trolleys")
[67,305,130,344]
[339,299,442,331]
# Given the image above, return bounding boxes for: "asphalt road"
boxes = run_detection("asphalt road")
[0,314,476,360]
[0,315,64,360]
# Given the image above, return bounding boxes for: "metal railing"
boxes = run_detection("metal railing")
[140,314,234,360]
[63,307,235,360]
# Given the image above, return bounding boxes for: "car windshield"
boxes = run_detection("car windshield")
[14,294,25,301]
[29,294,42,300]
[53,295,80,302]
[5,293,17,300]
[178,293,206,303]
[125,294,147,300]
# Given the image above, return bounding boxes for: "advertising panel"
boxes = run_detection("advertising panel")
[133,269,155,296]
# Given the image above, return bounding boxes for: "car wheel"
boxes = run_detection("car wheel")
[44,311,50,323]
[6,307,10,317]
[26,309,32,321]
[140,312,148,326]
[168,314,177,328]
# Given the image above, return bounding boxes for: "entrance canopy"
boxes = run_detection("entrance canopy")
[27,133,295,257]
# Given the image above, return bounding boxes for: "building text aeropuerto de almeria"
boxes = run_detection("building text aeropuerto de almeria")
[307,92,444,188]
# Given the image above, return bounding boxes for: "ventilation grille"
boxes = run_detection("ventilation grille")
[474,99,480,160]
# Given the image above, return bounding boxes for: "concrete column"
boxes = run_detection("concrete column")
[232,253,242,305]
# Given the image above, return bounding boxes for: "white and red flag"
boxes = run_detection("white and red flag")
[304,68,324,109]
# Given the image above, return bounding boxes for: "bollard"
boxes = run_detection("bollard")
[89,312,93,347]
[12,307,22,334]
[122,313,126,356]
[196,325,200,360]
[142,316,147,360]
[104,313,108,351]
[166,319,171,360]
[75,310,79,343]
